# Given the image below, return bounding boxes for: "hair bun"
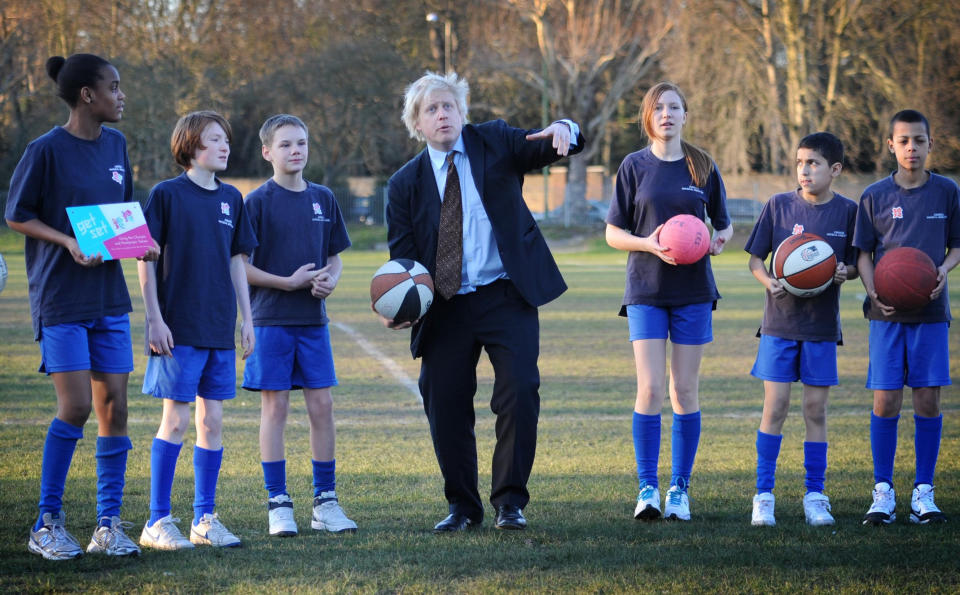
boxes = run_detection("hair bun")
[46,56,66,82]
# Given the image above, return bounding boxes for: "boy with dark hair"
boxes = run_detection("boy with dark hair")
[242,114,356,536]
[744,132,858,526]
[137,110,257,549]
[855,109,960,525]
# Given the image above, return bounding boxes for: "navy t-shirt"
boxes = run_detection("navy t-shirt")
[744,190,859,342]
[244,179,351,326]
[5,127,134,338]
[143,173,258,349]
[853,173,960,323]
[606,147,731,311]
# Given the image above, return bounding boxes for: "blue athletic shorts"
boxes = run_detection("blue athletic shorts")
[39,314,133,374]
[867,321,951,389]
[751,334,838,386]
[142,345,236,402]
[626,302,713,344]
[242,325,338,391]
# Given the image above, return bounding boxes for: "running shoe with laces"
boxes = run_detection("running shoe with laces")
[86,517,141,556]
[803,492,835,526]
[28,512,84,560]
[751,492,776,526]
[268,494,298,537]
[910,483,947,524]
[191,512,241,547]
[311,491,358,533]
[863,482,896,526]
[664,483,691,521]
[139,515,195,550]
[634,484,661,520]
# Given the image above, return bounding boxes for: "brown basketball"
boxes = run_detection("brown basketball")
[874,247,938,310]
[370,259,434,323]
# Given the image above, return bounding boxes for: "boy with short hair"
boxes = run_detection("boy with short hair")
[137,110,257,550]
[744,132,859,526]
[242,114,356,536]
[855,109,960,525]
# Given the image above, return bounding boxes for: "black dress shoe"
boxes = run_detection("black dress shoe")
[494,505,526,530]
[433,513,479,533]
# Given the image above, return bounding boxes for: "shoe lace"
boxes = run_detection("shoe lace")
[668,489,685,506]
[205,515,234,541]
[158,517,186,540]
[639,485,655,501]
[109,520,137,545]
[916,486,940,511]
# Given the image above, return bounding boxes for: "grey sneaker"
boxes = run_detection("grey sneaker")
[139,515,195,550]
[87,517,141,556]
[190,513,241,547]
[28,512,84,560]
[312,491,358,533]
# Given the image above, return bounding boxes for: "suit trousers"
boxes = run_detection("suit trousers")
[418,279,541,521]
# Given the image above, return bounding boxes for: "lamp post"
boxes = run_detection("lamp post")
[425,12,453,73]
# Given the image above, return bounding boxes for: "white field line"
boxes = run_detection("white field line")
[330,321,422,404]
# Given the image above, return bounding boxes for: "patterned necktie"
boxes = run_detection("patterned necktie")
[435,151,463,299]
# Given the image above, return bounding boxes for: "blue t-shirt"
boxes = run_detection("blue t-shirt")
[244,179,351,326]
[745,190,859,342]
[853,172,960,323]
[606,147,731,311]
[5,127,134,338]
[143,173,258,349]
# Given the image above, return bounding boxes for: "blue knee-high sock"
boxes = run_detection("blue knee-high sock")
[312,459,336,497]
[95,436,132,525]
[803,441,828,494]
[149,438,182,526]
[262,460,287,498]
[914,414,943,487]
[755,431,782,494]
[633,412,660,489]
[193,446,223,523]
[35,418,84,531]
[870,413,899,486]
[671,411,701,489]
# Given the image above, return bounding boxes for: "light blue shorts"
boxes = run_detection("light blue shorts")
[626,302,713,345]
[867,321,951,389]
[39,314,133,374]
[751,334,838,386]
[242,325,338,391]
[143,345,236,402]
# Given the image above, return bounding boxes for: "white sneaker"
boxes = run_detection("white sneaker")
[910,484,947,524]
[27,512,84,560]
[86,517,141,556]
[803,492,835,526]
[311,491,358,533]
[139,515,194,550]
[751,492,776,526]
[863,482,896,525]
[268,494,298,537]
[634,484,661,520]
[664,484,691,521]
[191,512,242,547]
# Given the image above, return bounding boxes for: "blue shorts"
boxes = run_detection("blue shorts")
[626,302,713,345]
[39,314,133,374]
[751,334,838,386]
[243,325,338,391]
[142,345,236,402]
[867,321,951,389]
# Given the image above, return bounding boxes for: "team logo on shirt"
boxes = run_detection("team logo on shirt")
[313,203,322,216]
[218,202,234,228]
[927,212,947,219]
[221,202,230,216]
[891,207,903,219]
[681,185,705,195]
[109,164,124,185]
[792,224,804,235]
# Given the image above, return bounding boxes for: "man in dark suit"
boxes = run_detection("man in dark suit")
[381,71,584,532]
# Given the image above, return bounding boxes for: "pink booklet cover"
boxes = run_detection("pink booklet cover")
[66,202,154,260]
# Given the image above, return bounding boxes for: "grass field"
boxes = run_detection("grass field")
[0,226,958,593]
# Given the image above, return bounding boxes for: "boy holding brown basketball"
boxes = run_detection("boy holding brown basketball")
[241,114,356,536]
[744,132,858,526]
[854,109,960,526]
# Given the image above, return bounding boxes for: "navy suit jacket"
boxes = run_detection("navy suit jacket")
[387,119,585,358]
